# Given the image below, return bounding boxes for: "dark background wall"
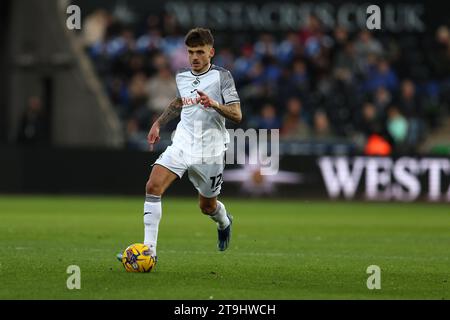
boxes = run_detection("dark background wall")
[0,0,11,143]
[1,145,449,202]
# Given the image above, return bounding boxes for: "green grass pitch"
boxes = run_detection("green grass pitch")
[0,195,448,299]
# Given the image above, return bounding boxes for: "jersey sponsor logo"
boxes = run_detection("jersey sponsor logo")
[182,96,201,106]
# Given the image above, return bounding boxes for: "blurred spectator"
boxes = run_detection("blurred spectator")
[363,59,399,93]
[234,44,256,82]
[83,9,111,46]
[357,102,383,138]
[299,15,322,46]
[215,48,235,71]
[146,63,177,113]
[107,77,129,117]
[312,111,333,138]
[127,54,146,77]
[430,25,450,80]
[109,29,136,58]
[126,118,141,149]
[243,61,267,100]
[354,30,383,71]
[251,103,281,130]
[127,72,149,124]
[281,97,309,139]
[397,80,426,146]
[397,79,422,118]
[277,32,302,65]
[136,24,164,54]
[333,26,349,50]
[260,55,282,98]
[254,33,277,58]
[290,59,309,92]
[129,73,148,104]
[17,96,48,145]
[334,41,358,75]
[386,105,409,145]
[326,69,358,136]
[299,16,333,74]
[373,86,392,113]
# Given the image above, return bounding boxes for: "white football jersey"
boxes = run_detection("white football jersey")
[171,64,240,157]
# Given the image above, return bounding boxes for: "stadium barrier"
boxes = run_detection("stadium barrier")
[0,145,449,202]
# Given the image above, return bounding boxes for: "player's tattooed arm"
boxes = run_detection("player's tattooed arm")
[147,97,183,149]
[155,97,183,127]
[210,102,242,124]
[197,90,242,123]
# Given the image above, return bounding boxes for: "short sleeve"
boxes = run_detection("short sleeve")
[174,69,189,98]
[175,75,181,98]
[221,71,240,105]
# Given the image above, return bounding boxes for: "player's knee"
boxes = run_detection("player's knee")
[146,180,164,196]
[200,202,217,215]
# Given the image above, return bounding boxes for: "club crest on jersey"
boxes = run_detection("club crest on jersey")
[192,77,200,87]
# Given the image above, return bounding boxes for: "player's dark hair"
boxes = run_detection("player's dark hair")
[184,28,214,47]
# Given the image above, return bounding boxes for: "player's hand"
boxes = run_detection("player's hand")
[197,90,219,108]
[147,122,160,151]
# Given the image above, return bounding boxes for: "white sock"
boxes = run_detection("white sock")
[209,201,230,230]
[143,194,162,256]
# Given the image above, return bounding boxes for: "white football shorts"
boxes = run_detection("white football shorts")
[153,145,225,198]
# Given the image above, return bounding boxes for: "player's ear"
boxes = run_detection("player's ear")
[209,47,215,59]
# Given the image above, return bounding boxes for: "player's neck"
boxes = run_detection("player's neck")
[191,63,211,75]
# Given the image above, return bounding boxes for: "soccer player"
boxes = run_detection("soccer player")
[119,28,241,264]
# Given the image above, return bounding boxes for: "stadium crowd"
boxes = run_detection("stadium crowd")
[82,9,450,154]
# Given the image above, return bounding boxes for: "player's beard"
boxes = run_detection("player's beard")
[192,61,209,74]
